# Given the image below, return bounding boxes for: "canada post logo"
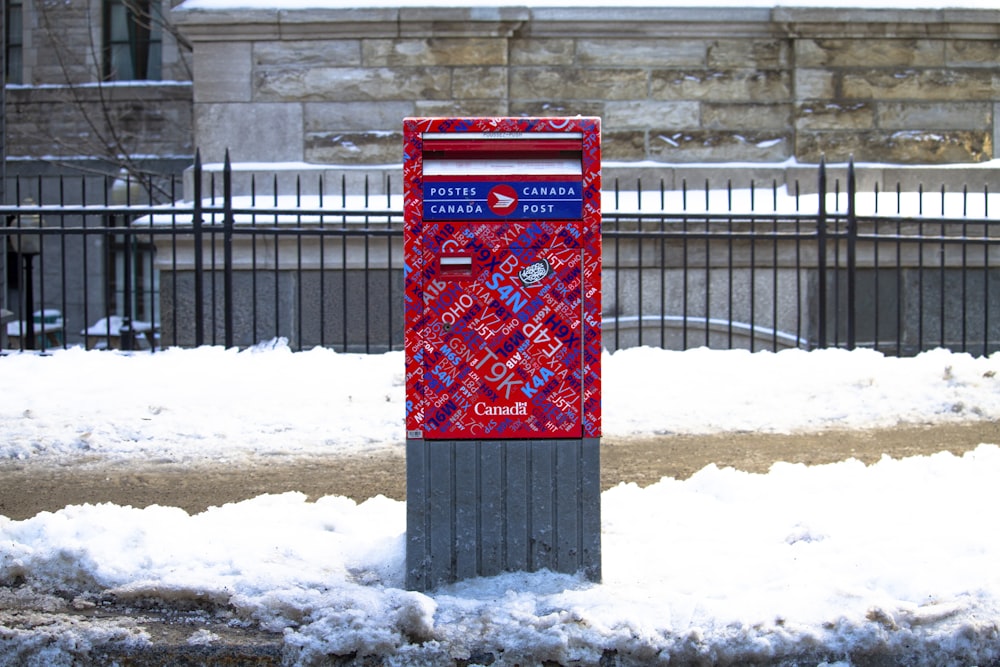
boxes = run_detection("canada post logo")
[423,180,582,221]
[488,184,518,216]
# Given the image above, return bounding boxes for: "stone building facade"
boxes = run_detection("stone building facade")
[6,2,999,183]
[5,0,193,164]
[172,3,1000,190]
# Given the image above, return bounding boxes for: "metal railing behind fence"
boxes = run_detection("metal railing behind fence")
[2,155,999,356]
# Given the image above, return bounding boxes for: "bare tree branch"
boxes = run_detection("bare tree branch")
[31,1,191,200]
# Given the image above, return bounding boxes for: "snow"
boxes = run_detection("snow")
[133,177,999,229]
[3,344,998,462]
[2,342,1000,664]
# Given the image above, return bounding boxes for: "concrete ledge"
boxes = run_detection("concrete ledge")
[173,4,1000,41]
[188,160,1000,199]
[172,6,532,40]
[774,7,1000,37]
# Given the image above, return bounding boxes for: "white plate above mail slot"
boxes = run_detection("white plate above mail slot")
[423,157,582,177]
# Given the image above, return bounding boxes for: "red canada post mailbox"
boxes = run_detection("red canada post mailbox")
[403,116,602,589]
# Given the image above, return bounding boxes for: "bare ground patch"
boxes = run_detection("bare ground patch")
[1,421,996,520]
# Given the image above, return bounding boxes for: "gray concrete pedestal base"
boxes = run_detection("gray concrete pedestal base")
[405,438,601,591]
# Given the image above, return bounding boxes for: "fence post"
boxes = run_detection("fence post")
[193,151,205,347]
[846,157,857,350]
[817,157,828,349]
[121,174,135,351]
[223,150,235,349]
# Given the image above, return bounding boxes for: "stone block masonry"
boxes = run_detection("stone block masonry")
[172,4,1000,171]
[6,84,194,160]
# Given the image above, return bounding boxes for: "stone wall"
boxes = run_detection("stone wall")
[172,4,1000,173]
[6,83,194,160]
[6,0,193,162]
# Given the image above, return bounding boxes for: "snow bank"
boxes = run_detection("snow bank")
[2,343,999,464]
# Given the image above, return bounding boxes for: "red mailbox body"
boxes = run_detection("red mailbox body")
[403,117,601,441]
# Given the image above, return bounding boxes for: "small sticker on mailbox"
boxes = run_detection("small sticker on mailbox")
[518,258,551,287]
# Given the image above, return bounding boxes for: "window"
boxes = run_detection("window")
[5,0,23,84]
[102,0,162,81]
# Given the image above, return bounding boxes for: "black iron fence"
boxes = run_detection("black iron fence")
[2,155,998,356]
[604,165,999,356]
